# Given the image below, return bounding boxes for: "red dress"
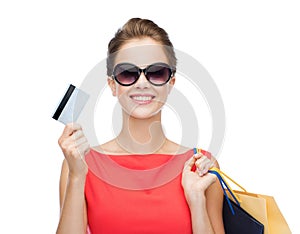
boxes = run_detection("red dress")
[84,148,194,234]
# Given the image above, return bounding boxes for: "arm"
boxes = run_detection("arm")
[205,159,225,234]
[56,123,89,234]
[182,155,225,234]
[56,160,88,234]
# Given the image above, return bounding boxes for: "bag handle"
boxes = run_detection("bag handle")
[193,148,247,214]
[208,168,240,215]
[209,167,247,193]
[193,147,212,159]
[193,148,246,191]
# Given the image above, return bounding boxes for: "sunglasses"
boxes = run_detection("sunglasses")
[111,62,175,86]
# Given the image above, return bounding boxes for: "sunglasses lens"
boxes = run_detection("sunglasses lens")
[114,64,139,85]
[146,64,171,85]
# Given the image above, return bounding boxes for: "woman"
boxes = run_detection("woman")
[56,18,224,234]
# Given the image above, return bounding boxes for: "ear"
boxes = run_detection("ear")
[168,76,176,94]
[107,77,117,96]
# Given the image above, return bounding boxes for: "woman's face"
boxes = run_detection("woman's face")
[108,37,175,119]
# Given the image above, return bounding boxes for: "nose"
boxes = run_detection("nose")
[133,72,150,89]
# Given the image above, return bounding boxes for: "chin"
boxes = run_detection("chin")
[129,112,157,120]
[124,107,162,120]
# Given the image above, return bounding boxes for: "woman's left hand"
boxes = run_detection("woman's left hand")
[181,153,217,205]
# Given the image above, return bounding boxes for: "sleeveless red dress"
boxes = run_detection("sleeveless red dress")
[84,148,194,234]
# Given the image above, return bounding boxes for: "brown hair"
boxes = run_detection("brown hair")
[106,18,177,76]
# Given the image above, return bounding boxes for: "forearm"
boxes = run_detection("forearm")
[56,176,86,234]
[189,194,215,234]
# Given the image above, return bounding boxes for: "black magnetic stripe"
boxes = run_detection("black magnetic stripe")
[52,84,76,120]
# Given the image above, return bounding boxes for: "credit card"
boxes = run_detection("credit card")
[52,84,89,124]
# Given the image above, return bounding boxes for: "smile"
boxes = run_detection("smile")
[130,95,155,104]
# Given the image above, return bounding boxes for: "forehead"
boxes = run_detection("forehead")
[114,38,169,67]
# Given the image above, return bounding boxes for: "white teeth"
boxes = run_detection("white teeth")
[132,96,152,101]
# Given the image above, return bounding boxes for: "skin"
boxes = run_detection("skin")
[56,37,224,234]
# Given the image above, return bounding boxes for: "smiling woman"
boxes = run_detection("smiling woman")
[107,38,175,124]
[56,18,224,234]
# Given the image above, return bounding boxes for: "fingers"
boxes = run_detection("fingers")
[194,151,214,176]
[62,135,89,155]
[72,129,84,139]
[59,123,83,145]
[77,141,90,158]
[184,152,213,174]
[58,123,89,177]
[58,123,90,158]
[73,134,86,145]
[182,156,218,196]
[60,123,82,138]
[195,156,210,176]
[183,155,197,172]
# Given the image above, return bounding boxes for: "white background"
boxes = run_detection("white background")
[1,0,299,233]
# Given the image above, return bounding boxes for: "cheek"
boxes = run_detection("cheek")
[116,86,131,107]
[115,85,128,97]
[155,86,170,103]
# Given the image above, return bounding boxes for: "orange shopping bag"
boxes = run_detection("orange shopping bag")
[209,167,291,234]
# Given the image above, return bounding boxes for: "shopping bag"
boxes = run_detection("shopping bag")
[209,167,291,234]
[230,190,291,234]
[222,196,264,234]
[209,168,264,234]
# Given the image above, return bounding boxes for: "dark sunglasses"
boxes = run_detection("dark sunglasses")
[111,62,175,86]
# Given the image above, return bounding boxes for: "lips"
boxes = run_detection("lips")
[129,94,155,104]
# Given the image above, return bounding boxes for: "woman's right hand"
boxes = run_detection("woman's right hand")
[58,123,90,179]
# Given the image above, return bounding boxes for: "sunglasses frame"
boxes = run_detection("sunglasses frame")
[111,62,175,86]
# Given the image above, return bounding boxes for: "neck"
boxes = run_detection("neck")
[116,110,167,154]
